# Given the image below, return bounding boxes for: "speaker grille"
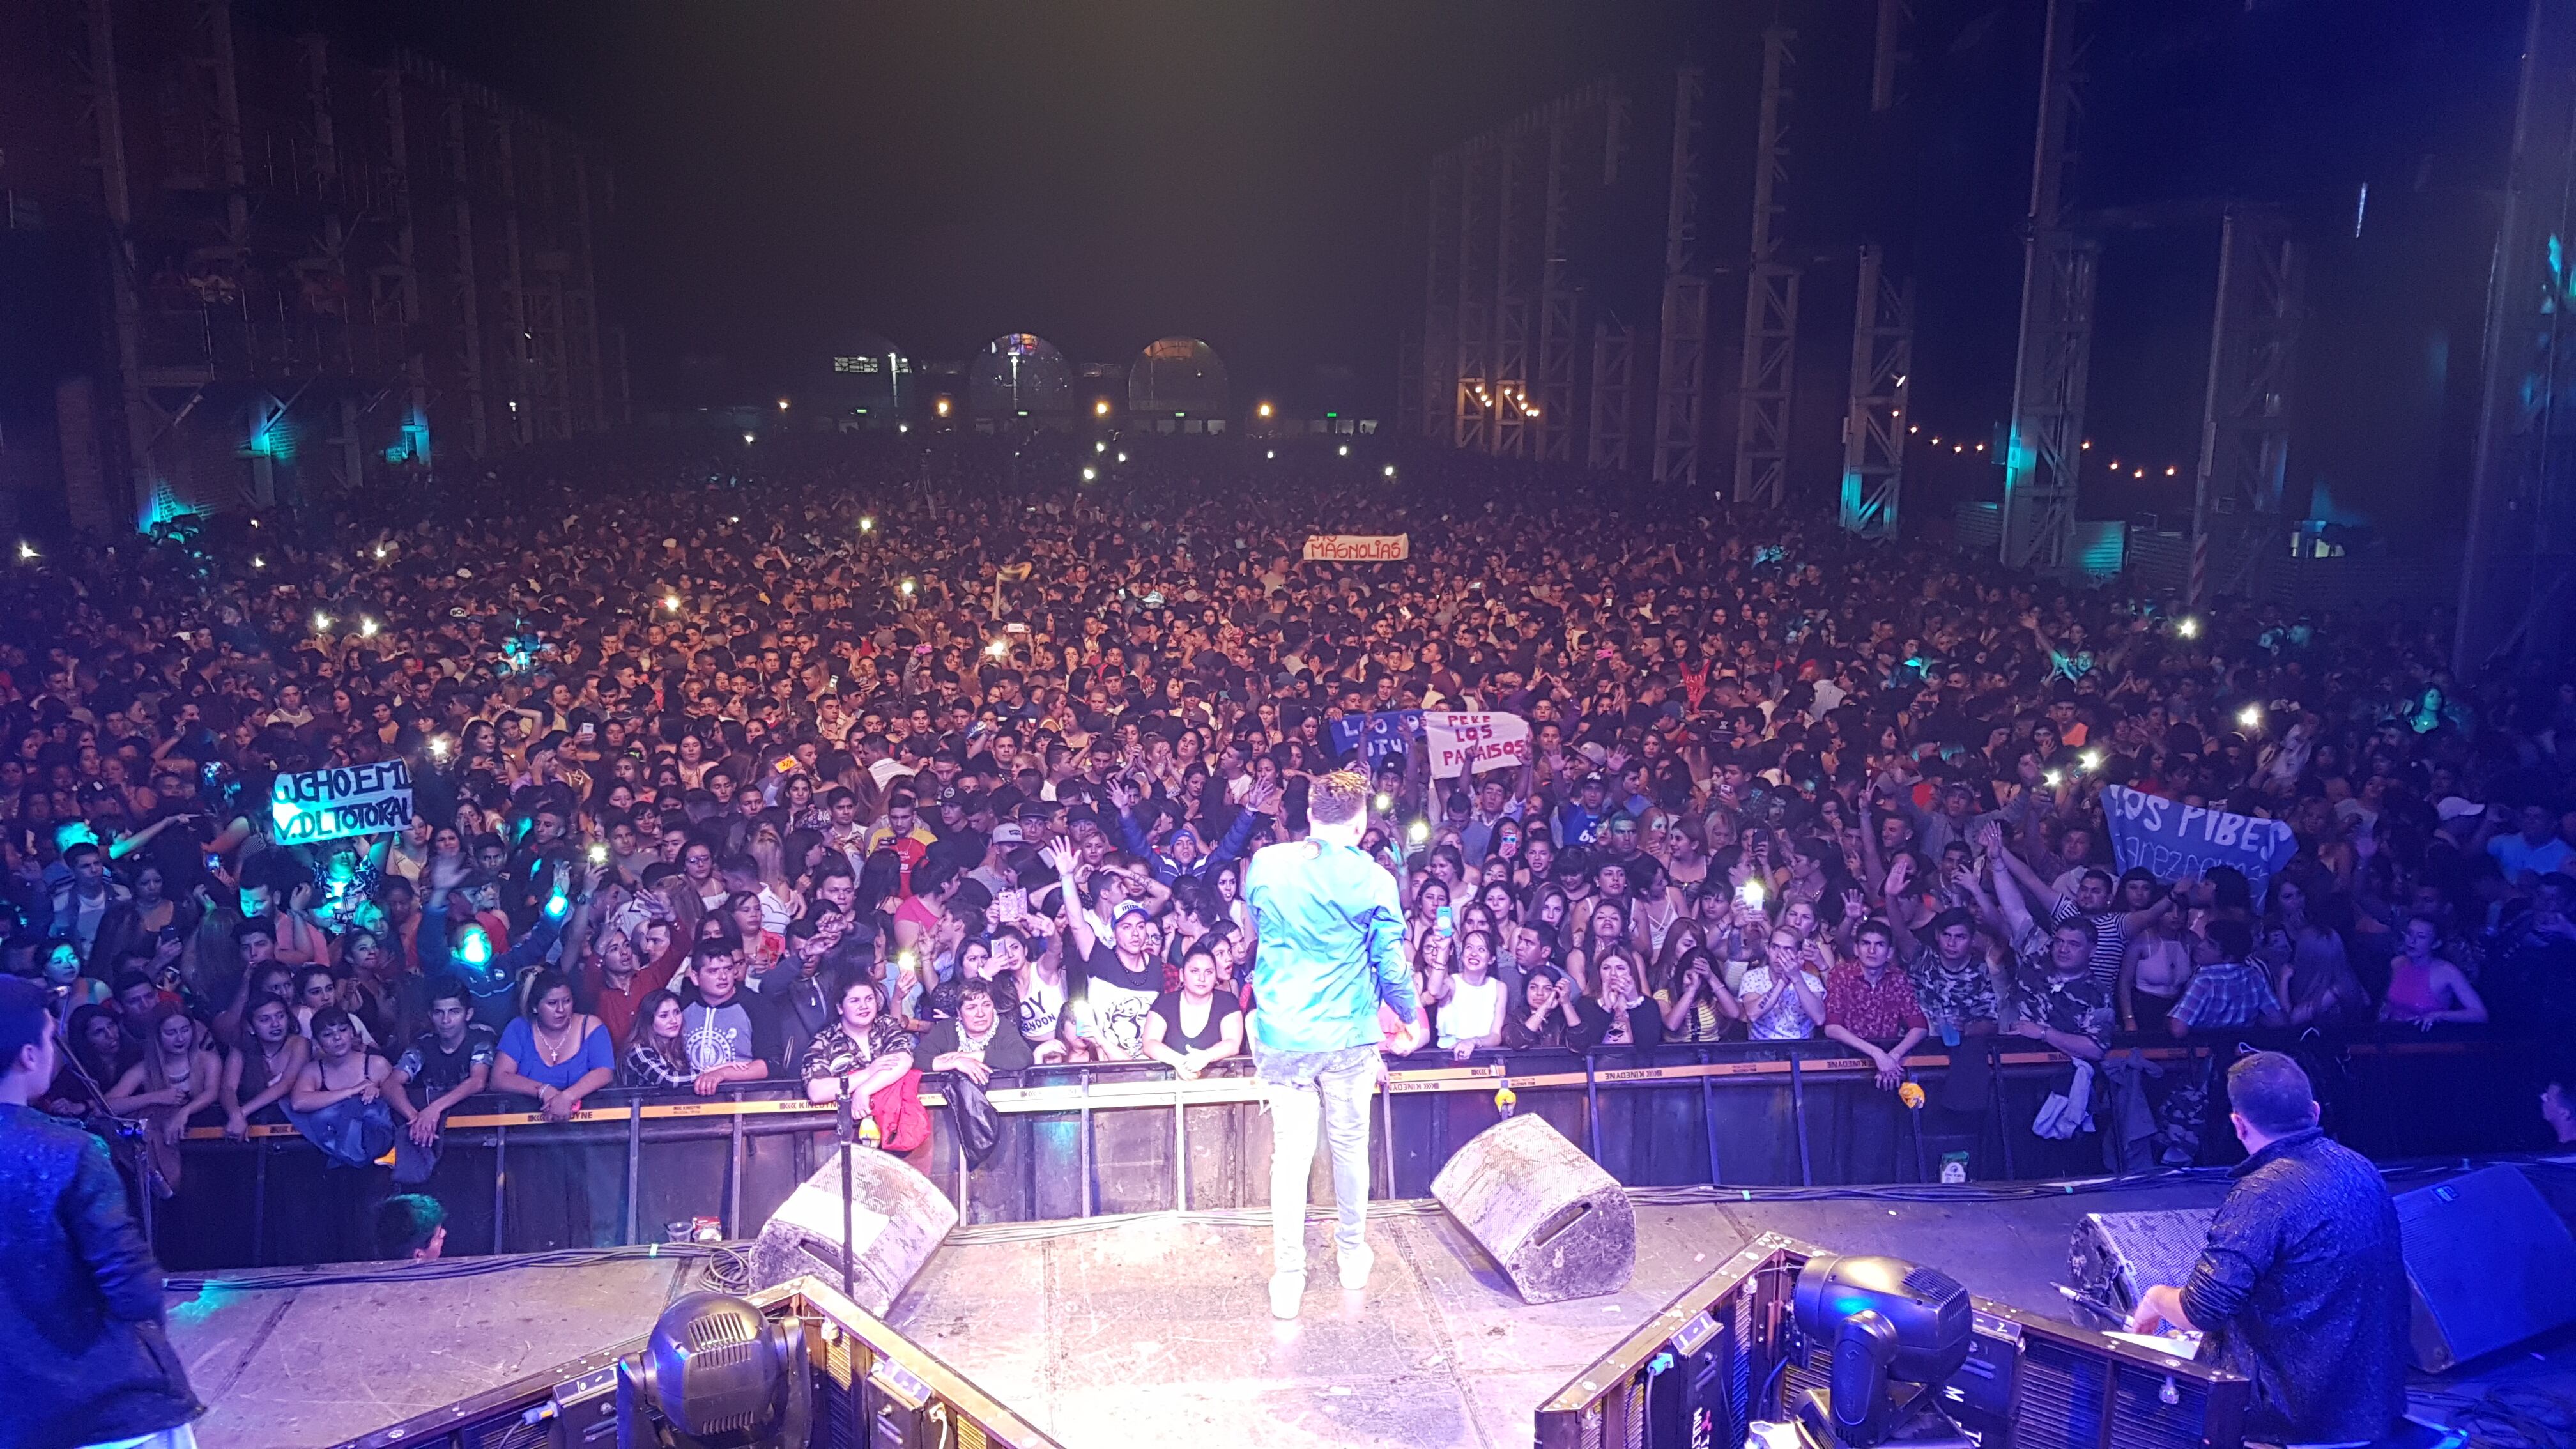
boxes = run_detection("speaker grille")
[2015,1337,2111,1449]
[1903,1264,1966,1305]
[465,1417,549,1449]
[2108,1361,2214,1449]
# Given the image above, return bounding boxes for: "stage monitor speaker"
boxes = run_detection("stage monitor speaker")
[2069,1207,2214,1318]
[2073,1165,2576,1374]
[2394,1164,2576,1372]
[1430,1112,1634,1304]
[747,1147,958,1316]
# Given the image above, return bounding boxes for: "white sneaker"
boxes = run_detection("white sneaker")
[1337,1242,1375,1291]
[1269,1271,1305,1320]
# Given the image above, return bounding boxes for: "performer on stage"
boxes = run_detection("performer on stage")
[2127,1051,2407,1445]
[1244,768,1423,1321]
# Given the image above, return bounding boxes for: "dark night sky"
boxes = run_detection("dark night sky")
[284,0,1710,402]
[264,0,2533,525]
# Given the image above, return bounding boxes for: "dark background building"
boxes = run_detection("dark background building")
[0,0,625,535]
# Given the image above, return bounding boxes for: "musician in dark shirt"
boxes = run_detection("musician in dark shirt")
[0,976,203,1449]
[2128,1052,2408,1445]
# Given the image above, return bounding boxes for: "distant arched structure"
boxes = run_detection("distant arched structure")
[1128,337,1229,417]
[970,334,1074,416]
[818,332,912,417]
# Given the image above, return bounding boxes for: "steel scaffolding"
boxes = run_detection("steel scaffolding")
[1453,146,1493,452]
[2456,0,2576,672]
[1653,63,1711,487]
[26,2,624,528]
[1414,82,1620,464]
[1421,153,1457,443]
[1492,131,1533,457]
[1590,323,1637,471]
[1840,246,1913,538]
[1999,0,2094,571]
[2189,206,2301,605]
[1535,113,1579,463]
[1731,30,1798,505]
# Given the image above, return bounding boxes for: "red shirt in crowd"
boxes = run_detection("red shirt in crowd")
[1823,960,1927,1043]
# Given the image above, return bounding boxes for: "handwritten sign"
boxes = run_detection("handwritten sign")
[1424,712,1531,778]
[2101,785,2297,895]
[1303,533,1409,562]
[270,761,413,845]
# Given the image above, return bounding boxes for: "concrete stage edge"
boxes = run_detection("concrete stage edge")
[168,1173,2576,1449]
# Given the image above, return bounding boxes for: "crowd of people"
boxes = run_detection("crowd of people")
[3,425,2572,1257]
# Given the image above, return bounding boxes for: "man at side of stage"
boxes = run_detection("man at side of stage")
[2128,1051,2407,1445]
[0,974,204,1449]
[1244,768,1423,1321]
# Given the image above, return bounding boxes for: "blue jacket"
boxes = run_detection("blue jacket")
[420,896,569,1031]
[1115,802,1264,885]
[1244,838,1418,1052]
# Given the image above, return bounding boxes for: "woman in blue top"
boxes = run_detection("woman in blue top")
[493,970,615,1121]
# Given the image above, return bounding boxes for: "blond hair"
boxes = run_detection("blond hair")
[1308,768,1370,825]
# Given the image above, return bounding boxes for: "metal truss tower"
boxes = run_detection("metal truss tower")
[1421,155,1457,442]
[1870,0,1910,114]
[1998,0,2094,571]
[1418,83,1618,462]
[1453,146,1494,452]
[2188,206,2301,605]
[1840,247,1914,537]
[2457,0,2576,673]
[1842,0,1913,537]
[1652,65,1711,486]
[1732,30,1799,505]
[1590,323,1637,471]
[1492,132,1533,456]
[1535,113,1579,462]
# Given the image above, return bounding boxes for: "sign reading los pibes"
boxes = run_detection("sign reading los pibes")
[1303,533,1410,562]
[270,761,415,845]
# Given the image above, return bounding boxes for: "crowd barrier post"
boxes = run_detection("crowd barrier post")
[490,1127,509,1254]
[624,1099,644,1245]
[1583,1055,1603,1161]
[1698,1047,1723,1184]
[1171,1084,1188,1212]
[1076,1069,1096,1218]
[249,1142,269,1267]
[727,1108,749,1238]
[1790,1053,1814,1186]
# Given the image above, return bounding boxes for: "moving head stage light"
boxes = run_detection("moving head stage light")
[617,1291,812,1449]
[1790,1254,1974,1449]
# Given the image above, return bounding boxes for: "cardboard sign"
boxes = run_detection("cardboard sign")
[269,761,414,845]
[1424,712,1532,778]
[1303,533,1409,562]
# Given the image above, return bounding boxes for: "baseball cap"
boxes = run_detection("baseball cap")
[991,822,1025,845]
[2435,796,2487,823]
[1112,901,1154,926]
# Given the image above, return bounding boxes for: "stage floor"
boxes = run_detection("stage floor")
[165,1170,2576,1449]
[881,1181,2246,1449]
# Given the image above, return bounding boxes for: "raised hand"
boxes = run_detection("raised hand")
[1042,838,1082,879]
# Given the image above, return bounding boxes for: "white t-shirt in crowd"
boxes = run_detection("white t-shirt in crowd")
[1438,972,1506,1047]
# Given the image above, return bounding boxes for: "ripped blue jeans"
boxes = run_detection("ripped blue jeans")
[1255,1042,1377,1278]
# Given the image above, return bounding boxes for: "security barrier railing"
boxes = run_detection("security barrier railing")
[149,1028,2532,1270]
